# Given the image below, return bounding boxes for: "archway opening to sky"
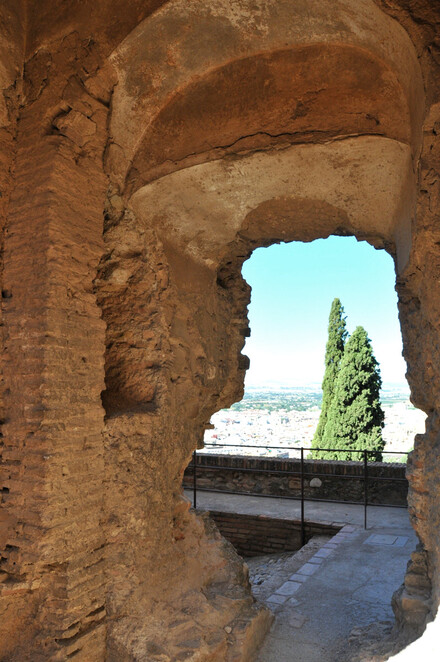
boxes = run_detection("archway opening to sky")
[205,236,426,460]
[198,236,427,661]
[244,237,406,390]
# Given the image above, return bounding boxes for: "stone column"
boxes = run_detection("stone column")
[0,35,111,661]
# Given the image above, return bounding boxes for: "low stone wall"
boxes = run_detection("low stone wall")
[184,453,408,506]
[205,510,340,557]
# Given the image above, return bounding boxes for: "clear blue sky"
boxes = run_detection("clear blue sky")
[242,236,408,389]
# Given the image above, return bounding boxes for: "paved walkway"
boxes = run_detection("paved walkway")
[186,489,411,529]
[186,490,417,662]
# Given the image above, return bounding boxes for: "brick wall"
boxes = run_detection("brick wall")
[207,510,340,557]
[184,453,408,506]
[0,36,109,660]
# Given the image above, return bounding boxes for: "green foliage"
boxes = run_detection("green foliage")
[319,326,385,461]
[312,298,347,454]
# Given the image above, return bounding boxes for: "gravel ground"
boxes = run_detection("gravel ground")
[245,535,332,601]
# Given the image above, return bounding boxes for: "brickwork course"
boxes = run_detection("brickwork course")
[206,510,339,557]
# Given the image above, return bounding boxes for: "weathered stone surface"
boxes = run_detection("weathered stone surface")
[109,0,424,189]
[1,1,440,660]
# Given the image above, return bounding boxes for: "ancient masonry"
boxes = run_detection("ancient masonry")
[0,1,440,660]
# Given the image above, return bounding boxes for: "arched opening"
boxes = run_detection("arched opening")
[191,237,427,660]
[97,135,425,658]
[95,1,437,658]
[206,237,425,459]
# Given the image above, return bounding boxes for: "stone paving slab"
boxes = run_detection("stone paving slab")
[307,556,323,565]
[289,612,307,628]
[364,533,398,545]
[297,563,319,576]
[364,534,409,547]
[289,572,307,584]
[276,581,302,596]
[394,536,410,547]
[289,573,308,583]
[267,594,288,605]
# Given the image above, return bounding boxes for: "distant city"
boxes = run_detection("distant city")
[203,385,426,461]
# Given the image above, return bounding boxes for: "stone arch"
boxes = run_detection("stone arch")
[119,132,417,421]
[98,133,433,658]
[93,0,440,659]
[123,44,414,196]
[116,134,417,443]
[107,0,424,189]
[103,0,424,424]
[129,136,415,268]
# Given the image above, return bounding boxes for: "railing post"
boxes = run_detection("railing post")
[364,449,368,530]
[301,447,306,546]
[193,449,197,509]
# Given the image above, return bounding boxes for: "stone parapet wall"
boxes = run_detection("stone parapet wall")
[184,453,408,506]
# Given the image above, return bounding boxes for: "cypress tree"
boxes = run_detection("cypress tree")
[320,326,385,461]
[312,298,347,456]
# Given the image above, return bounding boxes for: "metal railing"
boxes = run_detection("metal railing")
[188,443,409,547]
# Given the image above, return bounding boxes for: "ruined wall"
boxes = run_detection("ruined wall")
[1,2,272,660]
[0,27,113,660]
[103,2,436,660]
[371,1,440,645]
[0,0,27,652]
[107,1,440,659]
[1,1,440,661]
[96,196,269,661]
[0,0,24,430]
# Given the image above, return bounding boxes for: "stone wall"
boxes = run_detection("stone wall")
[0,30,111,660]
[184,454,408,506]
